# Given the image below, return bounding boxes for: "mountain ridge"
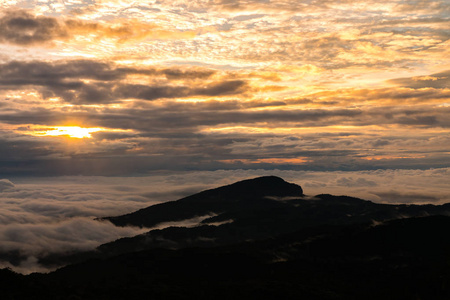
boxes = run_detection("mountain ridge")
[103,175,304,228]
[79,176,450,262]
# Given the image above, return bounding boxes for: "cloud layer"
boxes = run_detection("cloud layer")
[0,177,172,273]
[0,3,448,175]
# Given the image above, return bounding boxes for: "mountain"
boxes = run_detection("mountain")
[92,176,450,258]
[2,176,450,299]
[103,176,304,228]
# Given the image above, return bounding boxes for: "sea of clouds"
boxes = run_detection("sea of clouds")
[1,168,449,273]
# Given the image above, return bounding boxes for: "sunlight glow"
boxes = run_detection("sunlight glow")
[17,125,135,139]
[42,126,104,138]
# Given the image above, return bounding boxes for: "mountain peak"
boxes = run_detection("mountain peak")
[198,175,304,199]
[231,175,287,185]
[104,176,303,228]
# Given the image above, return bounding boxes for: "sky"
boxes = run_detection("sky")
[0,0,449,273]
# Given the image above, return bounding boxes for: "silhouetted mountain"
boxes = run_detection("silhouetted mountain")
[2,176,450,299]
[37,176,450,267]
[93,177,450,258]
[103,176,304,228]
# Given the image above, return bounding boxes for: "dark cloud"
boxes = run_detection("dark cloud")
[0,140,447,176]
[0,60,234,103]
[91,131,139,141]
[0,10,67,45]
[86,105,450,131]
[0,101,368,132]
[0,179,15,192]
[396,115,439,126]
[161,68,216,79]
[0,60,215,86]
[388,70,450,89]
[0,60,123,86]
[116,80,247,102]
[0,91,448,176]
[0,136,57,160]
[372,140,390,147]
[107,107,362,129]
[232,14,266,21]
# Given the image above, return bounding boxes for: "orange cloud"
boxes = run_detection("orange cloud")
[220,158,310,165]
[0,9,195,47]
[66,19,196,43]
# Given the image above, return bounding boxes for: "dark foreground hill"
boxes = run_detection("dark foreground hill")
[2,176,450,299]
[2,215,450,299]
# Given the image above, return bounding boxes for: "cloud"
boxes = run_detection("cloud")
[0,176,168,273]
[0,135,57,161]
[0,100,448,176]
[388,70,450,89]
[0,217,146,255]
[115,80,247,102]
[0,183,156,225]
[0,59,216,85]
[0,4,447,177]
[0,179,14,192]
[0,9,67,45]
[0,59,241,103]
[0,9,195,46]
[210,0,355,12]
[2,1,446,72]
[0,217,147,274]
[394,0,450,14]
[371,191,442,204]
[14,103,444,132]
[336,177,378,187]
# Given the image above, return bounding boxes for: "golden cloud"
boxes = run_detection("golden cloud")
[0,9,195,47]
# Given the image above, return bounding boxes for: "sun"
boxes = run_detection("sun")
[43,126,103,138]
[20,125,133,139]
